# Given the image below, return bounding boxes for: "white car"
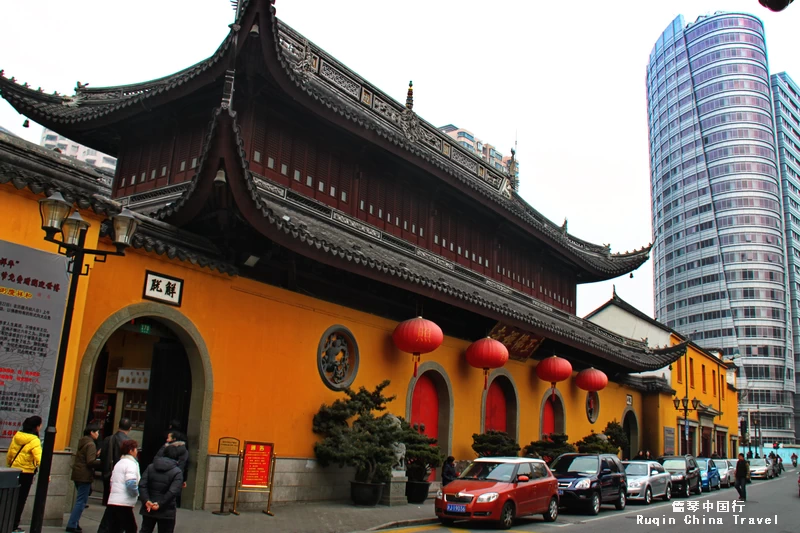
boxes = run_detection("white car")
[623,461,672,504]
[749,458,772,480]
[717,459,735,488]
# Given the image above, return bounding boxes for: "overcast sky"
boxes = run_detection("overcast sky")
[2,0,798,318]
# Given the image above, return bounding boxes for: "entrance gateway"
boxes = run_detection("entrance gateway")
[70,303,212,509]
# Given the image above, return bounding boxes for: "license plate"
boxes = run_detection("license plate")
[446,504,466,513]
[558,489,564,496]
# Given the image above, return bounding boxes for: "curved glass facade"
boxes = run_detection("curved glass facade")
[648,13,795,444]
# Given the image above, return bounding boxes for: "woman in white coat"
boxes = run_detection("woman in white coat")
[100,439,141,533]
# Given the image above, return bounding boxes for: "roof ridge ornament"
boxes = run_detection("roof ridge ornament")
[399,80,422,143]
[290,38,316,86]
[62,94,84,108]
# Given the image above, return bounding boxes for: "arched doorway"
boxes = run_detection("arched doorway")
[71,303,212,510]
[481,370,520,441]
[405,362,453,479]
[539,390,566,438]
[622,408,639,460]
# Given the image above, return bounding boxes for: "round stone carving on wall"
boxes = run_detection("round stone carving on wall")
[317,325,359,390]
[586,391,600,424]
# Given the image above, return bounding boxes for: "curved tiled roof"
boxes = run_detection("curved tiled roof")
[0,132,237,276]
[0,0,650,281]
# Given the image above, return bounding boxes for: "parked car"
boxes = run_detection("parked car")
[657,455,701,498]
[623,460,672,504]
[749,458,772,479]
[434,457,559,529]
[696,458,721,491]
[549,453,627,515]
[717,459,735,488]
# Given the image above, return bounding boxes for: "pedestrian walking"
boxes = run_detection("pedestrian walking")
[66,425,101,533]
[442,456,457,486]
[734,452,749,502]
[153,429,189,506]
[98,439,140,533]
[5,415,42,533]
[100,418,132,505]
[139,445,184,533]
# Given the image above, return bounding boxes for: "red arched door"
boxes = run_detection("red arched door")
[542,397,555,436]
[411,373,439,480]
[485,380,507,433]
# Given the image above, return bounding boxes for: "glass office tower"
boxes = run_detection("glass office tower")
[648,13,795,444]
[772,72,800,440]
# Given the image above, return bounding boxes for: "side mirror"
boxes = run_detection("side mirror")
[517,475,530,482]
[650,470,658,476]
[601,468,612,475]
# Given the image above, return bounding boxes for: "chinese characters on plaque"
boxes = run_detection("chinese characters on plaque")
[242,442,273,488]
[0,240,68,448]
[142,271,183,307]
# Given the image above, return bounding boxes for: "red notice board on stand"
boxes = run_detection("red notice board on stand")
[232,441,276,516]
[242,442,273,487]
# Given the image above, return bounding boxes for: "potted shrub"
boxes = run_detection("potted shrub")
[312,380,401,506]
[402,421,443,504]
[471,430,520,457]
[523,433,576,464]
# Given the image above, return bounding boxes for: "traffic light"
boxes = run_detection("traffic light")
[774,442,779,449]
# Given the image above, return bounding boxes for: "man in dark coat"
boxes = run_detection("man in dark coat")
[154,430,189,506]
[734,452,749,501]
[139,445,184,533]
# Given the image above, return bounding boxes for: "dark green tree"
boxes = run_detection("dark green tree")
[472,430,520,457]
[574,431,619,454]
[402,421,444,482]
[523,433,576,463]
[603,420,628,453]
[312,380,400,483]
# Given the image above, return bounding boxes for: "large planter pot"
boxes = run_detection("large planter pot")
[350,480,385,506]
[406,480,432,504]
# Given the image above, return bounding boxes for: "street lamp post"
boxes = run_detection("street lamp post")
[29,192,138,533]
[673,395,701,455]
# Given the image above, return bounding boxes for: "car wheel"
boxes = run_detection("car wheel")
[683,483,691,498]
[644,487,652,505]
[615,489,626,510]
[587,492,601,515]
[499,501,515,530]
[543,497,558,522]
[662,484,672,501]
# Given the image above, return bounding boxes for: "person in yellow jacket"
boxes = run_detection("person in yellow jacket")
[6,415,43,533]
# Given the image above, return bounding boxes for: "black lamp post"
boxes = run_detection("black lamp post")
[673,395,701,455]
[29,192,138,533]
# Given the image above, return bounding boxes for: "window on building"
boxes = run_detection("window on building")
[702,364,706,393]
[677,358,683,383]
[690,358,695,388]
[712,370,716,397]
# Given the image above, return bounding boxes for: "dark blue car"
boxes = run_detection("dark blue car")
[697,458,721,492]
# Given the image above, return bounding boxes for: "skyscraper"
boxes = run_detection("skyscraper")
[648,13,795,444]
[772,72,800,438]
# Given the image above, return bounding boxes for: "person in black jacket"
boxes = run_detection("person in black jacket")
[734,452,750,501]
[153,430,189,506]
[442,456,458,486]
[139,445,184,533]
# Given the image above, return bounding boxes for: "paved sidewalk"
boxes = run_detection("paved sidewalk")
[39,498,437,533]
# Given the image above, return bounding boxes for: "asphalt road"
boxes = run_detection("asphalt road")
[381,468,800,533]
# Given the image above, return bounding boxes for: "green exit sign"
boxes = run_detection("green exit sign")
[139,324,151,335]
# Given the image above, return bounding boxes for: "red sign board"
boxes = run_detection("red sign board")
[241,441,273,488]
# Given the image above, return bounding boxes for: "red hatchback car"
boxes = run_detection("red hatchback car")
[434,457,559,529]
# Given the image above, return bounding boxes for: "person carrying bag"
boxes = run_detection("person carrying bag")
[6,416,43,533]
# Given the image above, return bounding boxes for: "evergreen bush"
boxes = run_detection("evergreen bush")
[472,430,520,457]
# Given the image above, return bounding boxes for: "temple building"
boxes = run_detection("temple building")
[0,0,727,522]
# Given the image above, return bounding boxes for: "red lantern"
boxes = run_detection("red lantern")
[392,316,444,377]
[575,367,608,392]
[536,355,573,402]
[466,337,509,390]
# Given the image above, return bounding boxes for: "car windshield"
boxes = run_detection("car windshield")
[750,459,766,466]
[696,459,708,469]
[624,463,649,476]
[459,461,517,482]
[661,459,686,470]
[550,456,598,475]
